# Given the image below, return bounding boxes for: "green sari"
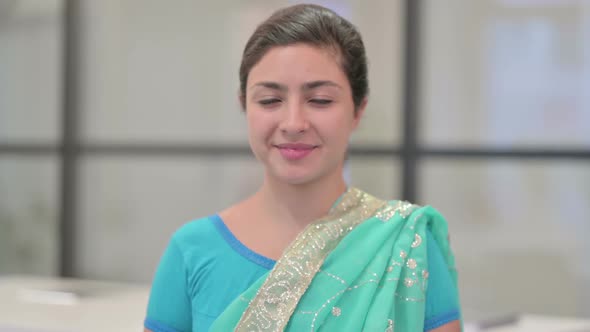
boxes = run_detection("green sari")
[210,188,459,331]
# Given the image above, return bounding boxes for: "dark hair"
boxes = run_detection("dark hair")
[239,4,368,113]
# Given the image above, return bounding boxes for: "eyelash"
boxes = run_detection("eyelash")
[258,98,281,106]
[256,98,333,106]
[310,99,332,105]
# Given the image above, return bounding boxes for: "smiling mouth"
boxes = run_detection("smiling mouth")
[274,144,318,160]
[275,143,318,150]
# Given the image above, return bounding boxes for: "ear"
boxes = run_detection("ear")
[352,97,368,130]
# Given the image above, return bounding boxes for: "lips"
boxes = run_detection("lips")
[276,143,316,150]
[274,143,317,161]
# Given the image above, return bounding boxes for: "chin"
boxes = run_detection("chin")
[269,169,321,186]
[277,174,316,186]
[264,158,343,187]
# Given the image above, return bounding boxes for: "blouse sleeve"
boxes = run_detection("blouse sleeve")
[145,237,192,332]
[424,229,461,331]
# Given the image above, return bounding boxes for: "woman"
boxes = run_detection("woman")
[145,4,461,332]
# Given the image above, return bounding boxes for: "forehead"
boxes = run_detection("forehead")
[247,44,347,88]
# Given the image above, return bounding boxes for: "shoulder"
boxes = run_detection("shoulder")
[374,199,454,258]
[169,215,221,252]
[392,202,458,288]
[379,200,448,226]
[384,201,452,251]
[374,199,446,224]
[159,215,233,284]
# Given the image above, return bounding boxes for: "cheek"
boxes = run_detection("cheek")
[247,113,273,142]
[323,116,355,142]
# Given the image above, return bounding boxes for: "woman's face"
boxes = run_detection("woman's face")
[245,43,365,186]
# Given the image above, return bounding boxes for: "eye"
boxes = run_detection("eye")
[309,99,333,106]
[258,98,282,106]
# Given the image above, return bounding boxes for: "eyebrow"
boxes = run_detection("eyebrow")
[302,80,342,91]
[251,81,288,92]
[250,80,343,92]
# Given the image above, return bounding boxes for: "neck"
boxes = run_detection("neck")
[254,168,348,231]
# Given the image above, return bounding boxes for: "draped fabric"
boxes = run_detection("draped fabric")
[210,188,459,332]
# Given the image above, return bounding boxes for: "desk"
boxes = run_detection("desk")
[485,315,590,332]
[465,314,590,332]
[1,276,590,331]
[0,275,149,332]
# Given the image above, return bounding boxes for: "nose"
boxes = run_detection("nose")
[279,102,309,135]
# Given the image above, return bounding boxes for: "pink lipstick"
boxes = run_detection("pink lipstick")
[275,143,316,161]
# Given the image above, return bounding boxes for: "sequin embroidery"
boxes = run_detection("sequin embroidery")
[234,188,387,332]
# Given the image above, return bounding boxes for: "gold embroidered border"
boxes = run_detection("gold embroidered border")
[234,188,387,331]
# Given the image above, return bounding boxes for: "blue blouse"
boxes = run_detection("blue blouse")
[145,215,460,331]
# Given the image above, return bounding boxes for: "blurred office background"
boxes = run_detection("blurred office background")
[1,0,589,324]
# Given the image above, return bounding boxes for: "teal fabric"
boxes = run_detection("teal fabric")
[424,230,461,330]
[145,214,459,332]
[208,200,460,331]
